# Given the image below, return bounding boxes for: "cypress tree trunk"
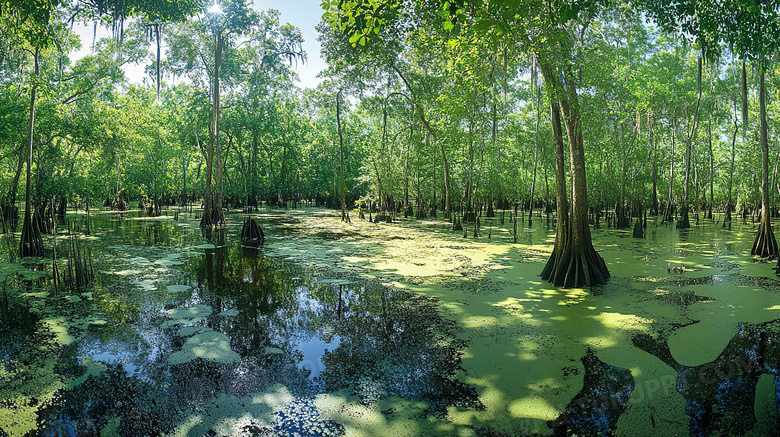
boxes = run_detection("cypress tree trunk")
[337,90,349,223]
[539,59,609,288]
[707,106,714,220]
[754,62,777,258]
[725,102,738,223]
[677,53,703,230]
[201,29,225,228]
[664,123,676,223]
[19,48,43,258]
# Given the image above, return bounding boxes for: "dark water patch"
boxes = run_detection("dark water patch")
[1,210,483,435]
[547,349,635,436]
[635,271,780,291]
[672,272,780,290]
[703,261,744,272]
[317,287,484,415]
[656,290,714,307]
[634,320,780,436]
[38,363,181,436]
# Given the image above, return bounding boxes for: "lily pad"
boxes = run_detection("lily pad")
[154,259,183,266]
[110,269,144,276]
[167,284,191,293]
[178,326,212,337]
[163,304,213,327]
[168,330,240,365]
[134,280,157,291]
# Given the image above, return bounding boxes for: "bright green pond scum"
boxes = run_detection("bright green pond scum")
[0,207,779,436]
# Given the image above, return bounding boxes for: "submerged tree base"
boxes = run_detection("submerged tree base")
[751,219,777,259]
[541,244,610,288]
[19,207,44,258]
[240,217,264,243]
[200,208,226,229]
[676,206,691,229]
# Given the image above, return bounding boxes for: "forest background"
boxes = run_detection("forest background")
[2,0,779,286]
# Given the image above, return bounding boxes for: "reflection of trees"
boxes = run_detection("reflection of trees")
[38,363,180,436]
[634,320,780,435]
[187,234,326,392]
[317,286,483,413]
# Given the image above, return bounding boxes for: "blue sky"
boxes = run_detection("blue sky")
[256,0,326,89]
[71,0,326,89]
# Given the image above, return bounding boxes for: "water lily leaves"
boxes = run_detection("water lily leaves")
[319,278,351,285]
[167,331,240,365]
[43,317,75,346]
[177,326,212,337]
[72,317,108,330]
[154,259,183,267]
[110,269,144,276]
[128,257,152,266]
[163,304,212,327]
[133,280,157,291]
[166,284,191,293]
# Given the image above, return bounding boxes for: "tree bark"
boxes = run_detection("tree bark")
[707,105,714,220]
[725,101,738,223]
[19,47,43,258]
[538,58,609,287]
[337,89,349,222]
[201,28,225,228]
[754,62,777,258]
[677,53,703,229]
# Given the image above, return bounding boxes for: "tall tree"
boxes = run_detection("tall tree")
[2,0,61,257]
[324,0,611,286]
[642,0,780,256]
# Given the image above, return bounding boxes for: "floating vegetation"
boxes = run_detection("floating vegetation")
[167,329,241,365]
[317,289,484,414]
[548,349,635,436]
[634,320,780,436]
[4,209,780,436]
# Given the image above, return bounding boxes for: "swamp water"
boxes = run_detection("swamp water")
[0,208,778,436]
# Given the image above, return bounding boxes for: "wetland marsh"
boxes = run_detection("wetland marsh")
[1,208,779,436]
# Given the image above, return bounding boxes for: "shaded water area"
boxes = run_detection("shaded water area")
[1,208,779,436]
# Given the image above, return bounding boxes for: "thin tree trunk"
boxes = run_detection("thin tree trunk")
[19,47,43,257]
[677,53,703,229]
[665,123,676,222]
[650,117,659,215]
[725,101,738,223]
[707,105,714,220]
[156,23,162,101]
[337,90,348,222]
[755,61,777,258]
[529,62,540,225]
[201,29,225,228]
[8,147,25,207]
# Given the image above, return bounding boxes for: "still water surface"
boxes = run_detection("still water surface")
[0,208,778,436]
